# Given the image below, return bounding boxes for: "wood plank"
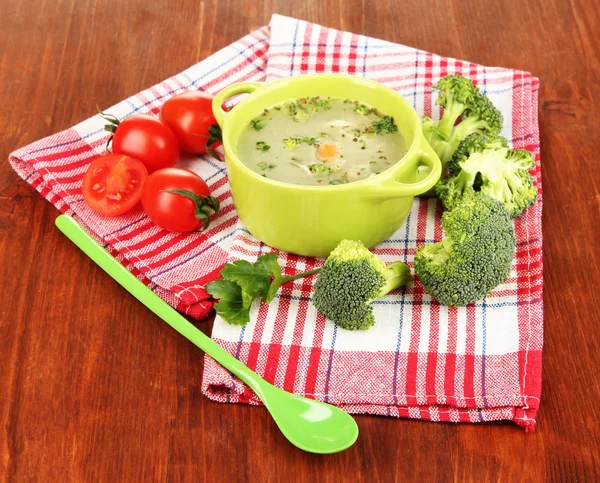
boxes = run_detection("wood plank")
[1,0,599,480]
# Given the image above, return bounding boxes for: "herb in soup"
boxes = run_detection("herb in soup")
[283,136,319,150]
[237,97,406,186]
[366,116,398,135]
[257,161,275,171]
[249,118,264,131]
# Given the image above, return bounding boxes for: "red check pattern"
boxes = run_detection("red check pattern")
[9,14,543,429]
[9,26,272,319]
[202,15,543,430]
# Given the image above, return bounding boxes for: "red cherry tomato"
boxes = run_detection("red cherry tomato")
[82,154,148,216]
[141,168,219,232]
[160,91,217,154]
[111,114,180,173]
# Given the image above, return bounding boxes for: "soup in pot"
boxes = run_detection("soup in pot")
[236,97,407,186]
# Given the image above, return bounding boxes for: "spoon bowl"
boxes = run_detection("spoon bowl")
[55,215,359,454]
[259,383,358,454]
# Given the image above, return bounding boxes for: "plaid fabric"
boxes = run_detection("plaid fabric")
[202,15,543,430]
[9,14,543,429]
[9,25,272,319]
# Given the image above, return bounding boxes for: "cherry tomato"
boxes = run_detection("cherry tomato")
[111,114,180,173]
[141,168,219,232]
[82,154,148,216]
[160,91,217,154]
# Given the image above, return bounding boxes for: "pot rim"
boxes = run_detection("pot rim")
[213,74,426,193]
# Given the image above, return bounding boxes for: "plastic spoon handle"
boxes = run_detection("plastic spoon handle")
[56,215,359,454]
[55,215,272,389]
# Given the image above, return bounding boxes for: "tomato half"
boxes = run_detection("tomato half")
[82,154,148,216]
[160,91,217,154]
[141,168,219,232]
[111,114,180,173]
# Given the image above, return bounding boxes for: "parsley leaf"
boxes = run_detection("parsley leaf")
[205,279,250,326]
[206,253,318,325]
[219,255,278,303]
[257,161,276,170]
[206,253,283,325]
[250,118,264,131]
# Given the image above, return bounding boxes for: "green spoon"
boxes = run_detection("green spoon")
[55,215,358,454]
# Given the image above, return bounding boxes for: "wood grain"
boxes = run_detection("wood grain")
[1,0,599,481]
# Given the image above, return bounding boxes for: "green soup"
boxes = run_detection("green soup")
[236,97,407,186]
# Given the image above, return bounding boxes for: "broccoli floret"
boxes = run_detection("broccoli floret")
[354,103,372,116]
[308,163,335,176]
[447,133,508,174]
[283,137,300,151]
[422,75,503,173]
[414,191,515,306]
[365,116,398,135]
[436,133,538,218]
[313,240,412,330]
[283,137,319,150]
[208,239,411,329]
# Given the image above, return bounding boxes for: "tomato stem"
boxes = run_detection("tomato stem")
[205,123,223,161]
[162,189,220,230]
[96,107,122,151]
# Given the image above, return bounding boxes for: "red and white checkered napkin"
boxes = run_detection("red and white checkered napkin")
[9,14,543,429]
[201,15,543,430]
[9,25,273,319]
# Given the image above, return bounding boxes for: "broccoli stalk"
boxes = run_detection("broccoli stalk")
[206,239,412,330]
[380,262,413,297]
[436,133,538,218]
[422,75,504,174]
[414,190,515,306]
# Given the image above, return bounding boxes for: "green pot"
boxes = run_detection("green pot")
[212,74,441,257]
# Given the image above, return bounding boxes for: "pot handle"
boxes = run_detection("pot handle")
[211,82,264,127]
[366,137,442,200]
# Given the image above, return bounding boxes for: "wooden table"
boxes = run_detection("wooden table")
[1,0,598,480]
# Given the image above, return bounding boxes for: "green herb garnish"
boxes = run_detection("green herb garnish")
[329,177,349,185]
[206,254,320,325]
[250,118,265,131]
[309,97,331,110]
[257,161,276,170]
[354,104,371,116]
[365,116,398,135]
[256,141,271,151]
[309,163,332,175]
[283,137,319,150]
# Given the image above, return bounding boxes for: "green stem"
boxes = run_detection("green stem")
[96,107,121,150]
[377,262,412,297]
[280,268,321,284]
[162,189,220,230]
